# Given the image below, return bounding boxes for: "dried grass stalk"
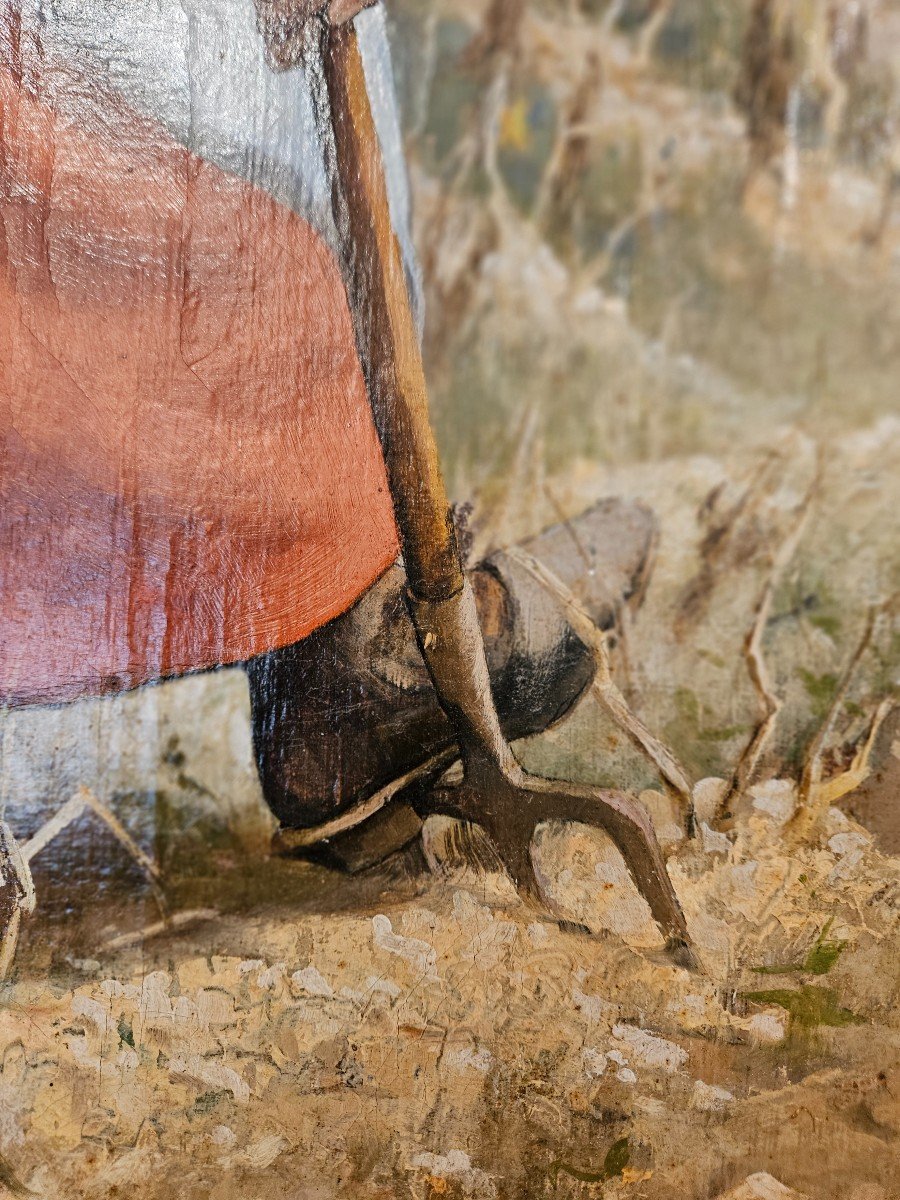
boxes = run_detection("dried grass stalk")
[274,747,459,850]
[1,785,167,980]
[506,547,695,818]
[799,604,879,803]
[720,468,818,814]
[20,793,87,864]
[77,787,162,884]
[787,592,896,843]
[102,908,219,953]
[0,908,22,983]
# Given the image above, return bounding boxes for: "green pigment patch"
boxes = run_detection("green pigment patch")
[753,917,848,977]
[743,985,863,1032]
[191,1090,231,1116]
[549,1136,630,1187]
[808,613,842,638]
[663,686,748,776]
[802,919,848,976]
[117,1014,135,1049]
[799,670,839,719]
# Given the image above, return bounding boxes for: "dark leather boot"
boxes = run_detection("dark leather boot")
[247,498,656,867]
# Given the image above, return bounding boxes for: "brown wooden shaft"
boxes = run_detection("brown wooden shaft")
[323,20,464,603]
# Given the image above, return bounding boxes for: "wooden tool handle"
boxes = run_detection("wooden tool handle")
[323,18,464,604]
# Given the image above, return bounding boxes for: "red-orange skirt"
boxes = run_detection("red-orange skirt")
[0,64,398,706]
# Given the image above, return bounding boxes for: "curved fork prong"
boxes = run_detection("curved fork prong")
[525,777,692,954]
[422,769,694,965]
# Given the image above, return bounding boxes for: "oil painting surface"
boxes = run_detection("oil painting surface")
[0,1,898,1197]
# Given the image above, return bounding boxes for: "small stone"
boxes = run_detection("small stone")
[742,1012,785,1043]
[410,1150,496,1198]
[67,957,101,974]
[749,779,797,823]
[612,1023,688,1072]
[372,914,439,983]
[237,1135,288,1169]
[445,1045,493,1073]
[290,965,333,998]
[713,1171,808,1199]
[255,963,285,990]
[581,1047,609,1078]
[526,921,550,946]
[691,1079,734,1111]
[827,832,870,856]
[700,822,732,856]
[572,972,617,1024]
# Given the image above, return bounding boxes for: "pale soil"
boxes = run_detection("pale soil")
[1,768,898,1199]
